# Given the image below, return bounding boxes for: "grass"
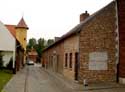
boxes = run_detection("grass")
[0,69,13,92]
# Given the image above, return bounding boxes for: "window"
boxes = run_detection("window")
[65,53,68,67]
[69,53,72,68]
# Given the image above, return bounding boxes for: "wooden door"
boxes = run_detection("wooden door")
[75,52,79,80]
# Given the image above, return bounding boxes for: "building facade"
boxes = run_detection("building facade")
[42,42,64,74]
[0,21,16,69]
[16,18,28,64]
[42,1,118,84]
[4,17,28,73]
[63,35,79,80]
[27,48,38,63]
[79,2,116,83]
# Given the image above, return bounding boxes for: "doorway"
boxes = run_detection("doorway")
[74,52,79,80]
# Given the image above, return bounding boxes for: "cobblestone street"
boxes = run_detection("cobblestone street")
[3,65,125,92]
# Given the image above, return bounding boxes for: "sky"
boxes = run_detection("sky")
[0,0,113,41]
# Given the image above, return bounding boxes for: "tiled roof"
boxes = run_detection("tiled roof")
[28,51,38,56]
[16,17,28,29]
[5,25,16,38]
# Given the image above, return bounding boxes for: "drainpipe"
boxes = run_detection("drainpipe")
[77,31,80,81]
[115,0,120,83]
[13,44,21,74]
[13,49,15,69]
[83,79,88,86]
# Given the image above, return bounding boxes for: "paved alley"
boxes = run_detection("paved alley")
[3,65,125,92]
[3,65,71,92]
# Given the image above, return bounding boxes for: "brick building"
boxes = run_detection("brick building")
[42,1,118,84]
[79,2,116,83]
[42,42,64,74]
[117,0,125,84]
[5,18,28,73]
[27,48,38,63]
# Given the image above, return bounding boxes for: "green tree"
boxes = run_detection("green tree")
[27,38,37,52]
[27,38,53,62]
[35,38,46,62]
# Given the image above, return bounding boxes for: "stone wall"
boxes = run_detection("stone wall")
[79,2,117,83]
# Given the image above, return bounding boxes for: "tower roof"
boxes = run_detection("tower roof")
[16,17,29,29]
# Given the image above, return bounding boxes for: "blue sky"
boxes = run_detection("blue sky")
[0,0,113,40]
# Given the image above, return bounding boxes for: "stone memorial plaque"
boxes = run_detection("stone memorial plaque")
[89,52,108,70]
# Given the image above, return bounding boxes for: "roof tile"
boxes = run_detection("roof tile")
[5,25,16,38]
[16,17,28,29]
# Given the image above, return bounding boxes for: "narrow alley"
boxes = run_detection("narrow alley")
[3,65,71,92]
[2,65,125,92]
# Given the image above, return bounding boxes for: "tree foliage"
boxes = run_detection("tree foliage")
[35,38,46,57]
[27,38,54,62]
[27,38,37,49]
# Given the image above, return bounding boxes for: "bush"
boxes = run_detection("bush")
[0,61,3,69]
[6,58,13,70]
[0,53,3,69]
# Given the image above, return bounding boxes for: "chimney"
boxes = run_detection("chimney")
[80,11,89,22]
[55,37,60,42]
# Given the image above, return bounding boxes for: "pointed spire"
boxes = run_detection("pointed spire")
[16,17,29,29]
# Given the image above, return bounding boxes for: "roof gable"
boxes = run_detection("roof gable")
[0,21,15,51]
[16,17,28,29]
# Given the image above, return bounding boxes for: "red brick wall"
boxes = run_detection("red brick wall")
[42,42,64,74]
[79,2,117,83]
[117,0,125,78]
[28,55,37,63]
